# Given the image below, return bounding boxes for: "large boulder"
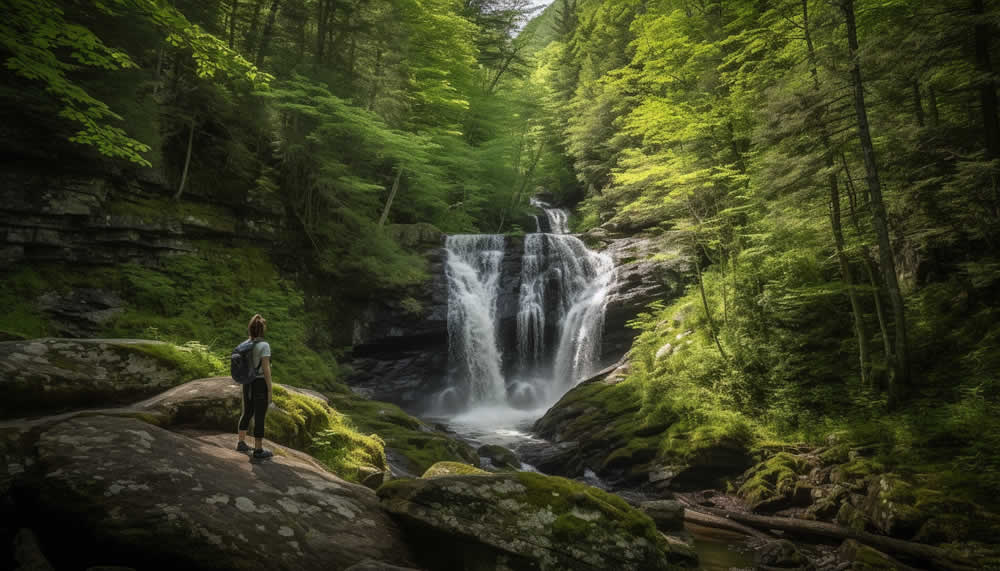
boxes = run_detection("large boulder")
[599,234,693,361]
[14,415,416,570]
[0,339,198,419]
[378,472,695,570]
[738,452,815,513]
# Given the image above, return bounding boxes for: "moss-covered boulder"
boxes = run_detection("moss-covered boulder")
[327,392,477,477]
[477,444,520,470]
[378,472,696,570]
[15,415,416,570]
[136,378,386,481]
[738,452,814,513]
[421,461,487,478]
[0,338,210,418]
[862,475,928,539]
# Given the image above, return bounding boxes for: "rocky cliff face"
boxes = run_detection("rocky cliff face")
[344,230,693,408]
[0,167,284,270]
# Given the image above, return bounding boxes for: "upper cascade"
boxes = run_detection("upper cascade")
[439,198,615,413]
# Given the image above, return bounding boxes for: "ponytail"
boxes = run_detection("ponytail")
[248,314,267,339]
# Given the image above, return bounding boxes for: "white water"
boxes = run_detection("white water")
[439,201,614,420]
[445,234,507,406]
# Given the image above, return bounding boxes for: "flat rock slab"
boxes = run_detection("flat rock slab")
[21,415,415,570]
[0,339,190,419]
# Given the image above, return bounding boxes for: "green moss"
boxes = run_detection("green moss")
[130,341,226,381]
[327,392,476,474]
[737,452,809,507]
[0,267,53,338]
[512,472,658,539]
[422,461,487,478]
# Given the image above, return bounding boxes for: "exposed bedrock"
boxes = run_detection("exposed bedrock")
[5,415,416,571]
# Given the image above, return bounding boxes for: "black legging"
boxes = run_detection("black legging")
[238,378,268,438]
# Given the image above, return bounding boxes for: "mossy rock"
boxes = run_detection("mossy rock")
[477,444,520,470]
[838,539,901,570]
[327,392,477,476]
[0,338,213,419]
[738,452,813,512]
[138,378,386,482]
[421,461,487,478]
[862,475,929,539]
[378,472,695,570]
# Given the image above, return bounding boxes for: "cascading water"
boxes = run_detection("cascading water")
[435,198,616,456]
[444,234,507,407]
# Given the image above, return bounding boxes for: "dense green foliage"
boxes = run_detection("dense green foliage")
[527,0,1000,503]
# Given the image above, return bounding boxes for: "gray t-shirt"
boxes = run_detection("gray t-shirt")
[252,340,271,377]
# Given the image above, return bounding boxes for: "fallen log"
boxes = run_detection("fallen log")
[686,502,977,571]
[681,505,771,539]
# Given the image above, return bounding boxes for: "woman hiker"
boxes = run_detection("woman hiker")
[237,314,274,459]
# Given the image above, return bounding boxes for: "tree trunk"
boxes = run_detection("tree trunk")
[842,0,908,405]
[255,0,281,68]
[245,0,264,58]
[174,117,196,201]
[315,0,328,65]
[844,154,892,384]
[912,79,925,127]
[805,0,870,384]
[974,0,1000,158]
[378,167,403,227]
[228,0,239,50]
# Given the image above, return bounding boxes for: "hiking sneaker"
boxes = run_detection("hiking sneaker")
[252,448,274,460]
[236,441,252,453]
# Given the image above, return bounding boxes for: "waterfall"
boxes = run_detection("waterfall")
[445,234,507,406]
[439,201,614,413]
[516,199,615,398]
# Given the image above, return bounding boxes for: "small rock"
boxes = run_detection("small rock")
[756,539,809,569]
[477,444,520,470]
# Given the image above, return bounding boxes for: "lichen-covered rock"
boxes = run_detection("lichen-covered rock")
[421,461,487,478]
[477,444,520,470]
[0,339,197,418]
[638,500,685,532]
[378,472,695,570]
[22,415,415,570]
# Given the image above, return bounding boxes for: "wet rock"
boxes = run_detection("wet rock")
[756,539,811,570]
[379,472,694,570]
[0,339,192,419]
[22,416,415,570]
[478,444,520,470]
[600,234,693,362]
[638,500,685,532]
